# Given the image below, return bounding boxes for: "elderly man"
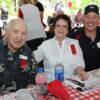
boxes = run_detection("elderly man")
[0,18,37,94]
[69,4,100,71]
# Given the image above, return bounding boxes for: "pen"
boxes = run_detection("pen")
[76,87,83,91]
[66,78,85,87]
[77,86,94,92]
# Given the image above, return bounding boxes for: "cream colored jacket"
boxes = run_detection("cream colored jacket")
[34,37,85,82]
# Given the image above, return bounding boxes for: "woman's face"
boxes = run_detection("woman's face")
[54,19,68,40]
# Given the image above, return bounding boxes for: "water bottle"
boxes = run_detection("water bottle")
[35,67,47,96]
[55,63,64,82]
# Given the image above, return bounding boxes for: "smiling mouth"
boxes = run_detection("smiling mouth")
[15,42,22,44]
[87,23,95,27]
[58,32,64,34]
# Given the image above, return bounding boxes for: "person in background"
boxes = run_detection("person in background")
[1,5,8,20]
[55,1,63,14]
[0,27,2,39]
[0,20,3,39]
[18,0,46,50]
[31,0,46,28]
[33,14,89,82]
[74,9,83,27]
[69,4,100,71]
[0,18,37,94]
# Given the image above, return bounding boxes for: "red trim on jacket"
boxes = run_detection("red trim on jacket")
[18,8,23,19]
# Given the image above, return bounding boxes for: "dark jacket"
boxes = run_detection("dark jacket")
[0,40,37,93]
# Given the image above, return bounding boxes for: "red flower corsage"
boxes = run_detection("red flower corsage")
[70,44,77,55]
[19,55,28,70]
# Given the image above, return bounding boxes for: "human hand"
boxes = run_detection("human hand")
[75,67,89,81]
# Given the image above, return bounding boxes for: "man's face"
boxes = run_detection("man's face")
[83,12,99,32]
[6,22,27,52]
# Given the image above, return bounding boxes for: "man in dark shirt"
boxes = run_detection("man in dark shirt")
[69,4,100,71]
[0,18,37,94]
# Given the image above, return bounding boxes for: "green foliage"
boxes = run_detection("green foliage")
[0,0,100,16]
[79,0,100,14]
[63,0,100,15]
[0,0,17,15]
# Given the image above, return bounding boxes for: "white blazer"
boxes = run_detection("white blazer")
[34,37,85,82]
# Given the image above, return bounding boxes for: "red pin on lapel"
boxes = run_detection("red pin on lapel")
[70,44,76,55]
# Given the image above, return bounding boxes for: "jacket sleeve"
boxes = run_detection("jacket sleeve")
[18,8,23,19]
[25,47,37,85]
[33,42,45,63]
[74,40,85,69]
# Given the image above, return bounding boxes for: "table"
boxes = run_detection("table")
[65,70,100,100]
[0,70,100,100]
[0,86,100,100]
[67,86,100,100]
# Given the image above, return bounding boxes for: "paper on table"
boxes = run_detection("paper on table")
[64,71,100,93]
[81,71,100,93]
[64,72,84,89]
[64,79,79,89]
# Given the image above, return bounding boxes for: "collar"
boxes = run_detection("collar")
[54,36,66,43]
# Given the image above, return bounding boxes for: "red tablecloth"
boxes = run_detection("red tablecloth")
[0,86,100,100]
[67,86,100,100]
[43,86,100,100]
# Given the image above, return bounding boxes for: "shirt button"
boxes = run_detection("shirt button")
[92,45,94,48]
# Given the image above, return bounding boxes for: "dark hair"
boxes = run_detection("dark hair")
[24,0,32,4]
[35,2,44,12]
[53,14,72,32]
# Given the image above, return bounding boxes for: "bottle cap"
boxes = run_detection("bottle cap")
[36,67,44,73]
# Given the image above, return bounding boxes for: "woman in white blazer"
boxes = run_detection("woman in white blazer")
[34,14,88,82]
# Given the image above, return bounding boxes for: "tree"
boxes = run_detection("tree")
[0,0,100,16]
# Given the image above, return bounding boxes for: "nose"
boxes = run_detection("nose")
[88,17,95,22]
[17,33,23,41]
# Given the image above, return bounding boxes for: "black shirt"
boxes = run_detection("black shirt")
[0,40,36,93]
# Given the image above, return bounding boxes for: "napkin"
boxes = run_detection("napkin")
[15,89,34,100]
[47,80,69,100]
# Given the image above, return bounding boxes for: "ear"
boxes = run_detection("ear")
[82,15,85,23]
[4,31,8,38]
